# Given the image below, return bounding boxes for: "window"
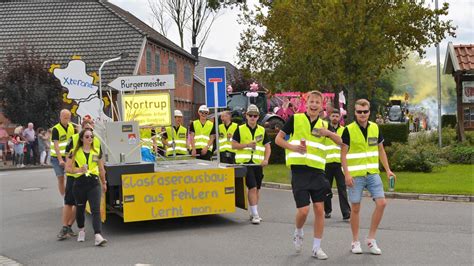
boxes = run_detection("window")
[154,52,160,74]
[146,48,152,74]
[464,107,474,129]
[184,64,192,85]
[168,58,177,75]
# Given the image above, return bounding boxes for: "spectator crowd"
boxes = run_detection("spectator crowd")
[0,122,51,167]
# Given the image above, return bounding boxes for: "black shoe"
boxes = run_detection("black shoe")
[67,226,77,237]
[343,215,350,221]
[325,213,331,219]
[57,226,68,240]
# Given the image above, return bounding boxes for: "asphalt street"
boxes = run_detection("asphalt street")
[0,168,473,265]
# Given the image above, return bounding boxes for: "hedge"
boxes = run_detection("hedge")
[378,123,409,146]
[441,114,457,128]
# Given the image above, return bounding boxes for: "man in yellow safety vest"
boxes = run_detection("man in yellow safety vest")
[275,91,342,260]
[162,110,188,156]
[190,105,215,160]
[341,99,396,255]
[323,109,351,220]
[50,109,76,239]
[232,104,271,225]
[218,110,238,164]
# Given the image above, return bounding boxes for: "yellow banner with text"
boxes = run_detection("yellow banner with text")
[121,168,236,222]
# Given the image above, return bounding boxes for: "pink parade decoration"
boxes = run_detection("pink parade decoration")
[249,82,259,92]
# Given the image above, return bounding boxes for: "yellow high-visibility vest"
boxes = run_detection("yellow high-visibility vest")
[218,122,238,153]
[325,126,345,164]
[346,121,380,177]
[72,147,100,178]
[285,114,328,170]
[235,124,266,164]
[68,133,101,178]
[192,120,214,149]
[165,125,188,156]
[50,123,75,158]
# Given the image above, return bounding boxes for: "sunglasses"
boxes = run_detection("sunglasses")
[356,110,370,114]
[200,112,209,115]
[84,135,94,139]
[247,114,259,118]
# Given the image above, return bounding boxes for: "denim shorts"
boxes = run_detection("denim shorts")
[50,156,65,177]
[348,173,385,203]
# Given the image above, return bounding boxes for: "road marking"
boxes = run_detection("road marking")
[0,255,21,265]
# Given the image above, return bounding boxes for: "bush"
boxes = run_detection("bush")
[385,142,447,172]
[408,127,461,147]
[464,131,474,145]
[441,114,457,128]
[442,145,474,164]
[267,131,286,164]
[379,123,409,146]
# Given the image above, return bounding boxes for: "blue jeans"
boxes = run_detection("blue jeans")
[348,173,385,203]
[51,156,65,177]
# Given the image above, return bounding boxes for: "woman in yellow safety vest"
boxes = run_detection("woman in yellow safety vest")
[65,128,107,246]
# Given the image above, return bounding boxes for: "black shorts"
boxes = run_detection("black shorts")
[64,175,76,205]
[291,166,331,208]
[245,165,264,189]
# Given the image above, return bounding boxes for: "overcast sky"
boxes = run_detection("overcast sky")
[110,0,473,66]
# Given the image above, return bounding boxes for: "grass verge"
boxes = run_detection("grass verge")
[263,164,473,195]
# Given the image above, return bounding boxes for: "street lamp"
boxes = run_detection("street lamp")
[98,52,128,120]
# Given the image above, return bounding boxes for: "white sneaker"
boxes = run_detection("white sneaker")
[20,164,25,168]
[249,214,263,222]
[251,215,261,224]
[366,239,382,255]
[77,230,85,242]
[351,241,363,254]
[312,248,328,260]
[293,233,303,253]
[94,234,107,246]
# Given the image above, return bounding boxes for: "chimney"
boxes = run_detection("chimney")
[191,46,199,62]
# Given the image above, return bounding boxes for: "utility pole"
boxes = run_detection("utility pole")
[435,0,442,147]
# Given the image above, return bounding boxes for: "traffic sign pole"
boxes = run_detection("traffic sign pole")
[213,81,220,165]
[205,67,227,165]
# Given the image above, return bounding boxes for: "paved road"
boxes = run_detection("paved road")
[1,169,473,265]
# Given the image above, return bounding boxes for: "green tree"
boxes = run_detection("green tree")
[238,1,455,121]
[0,48,63,128]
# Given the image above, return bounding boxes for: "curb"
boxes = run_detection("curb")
[261,182,474,203]
[0,165,52,172]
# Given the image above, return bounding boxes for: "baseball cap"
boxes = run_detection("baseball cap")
[198,105,209,112]
[174,110,183,117]
[246,104,260,115]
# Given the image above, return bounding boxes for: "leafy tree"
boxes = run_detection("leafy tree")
[0,47,63,128]
[238,1,455,121]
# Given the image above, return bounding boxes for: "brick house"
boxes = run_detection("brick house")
[0,0,197,126]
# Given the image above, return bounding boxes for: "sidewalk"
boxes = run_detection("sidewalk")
[262,182,474,203]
